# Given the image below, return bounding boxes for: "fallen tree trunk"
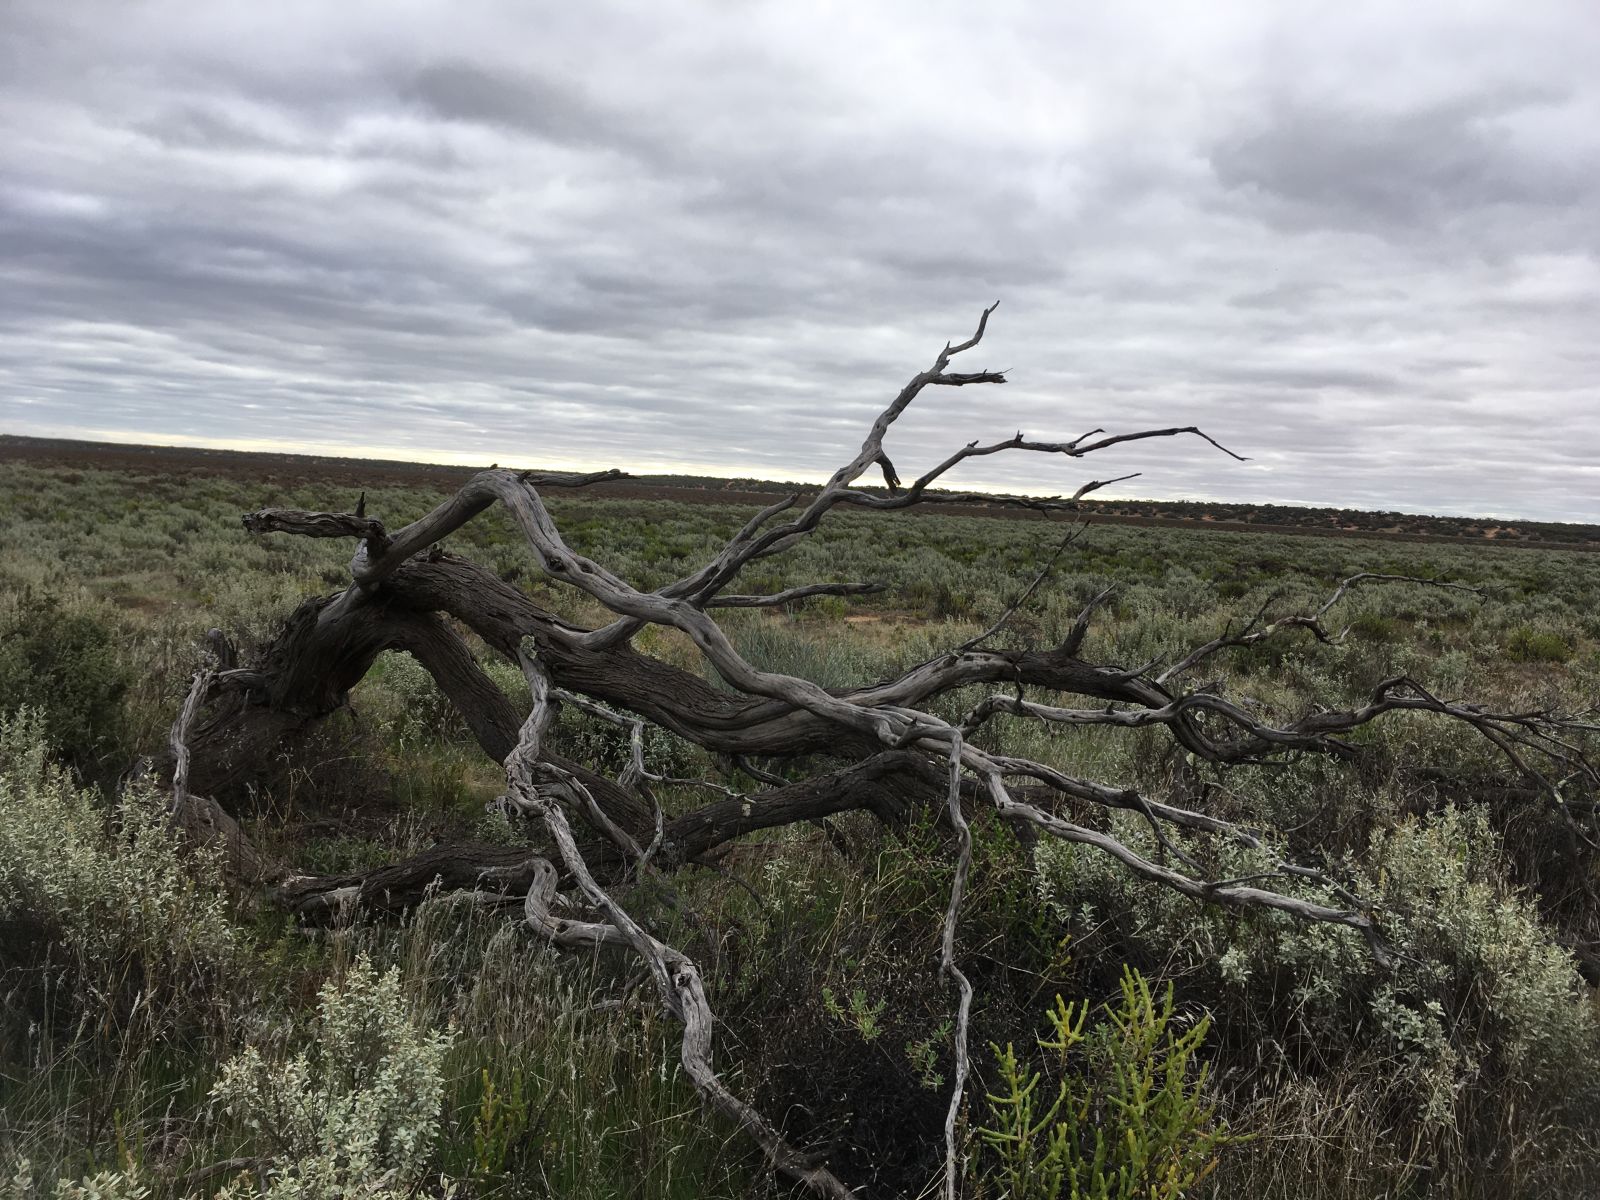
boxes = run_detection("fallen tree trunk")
[158,307,1596,1198]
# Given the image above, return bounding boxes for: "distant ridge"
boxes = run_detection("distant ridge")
[2,434,1595,551]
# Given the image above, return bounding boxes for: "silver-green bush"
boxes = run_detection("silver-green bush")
[0,709,238,1010]
[210,954,454,1200]
[1037,805,1600,1131]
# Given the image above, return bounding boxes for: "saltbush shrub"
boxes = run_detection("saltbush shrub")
[210,954,453,1200]
[1,1161,149,1200]
[1036,807,1600,1135]
[0,709,238,1021]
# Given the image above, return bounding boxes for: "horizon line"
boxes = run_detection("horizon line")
[0,427,1590,531]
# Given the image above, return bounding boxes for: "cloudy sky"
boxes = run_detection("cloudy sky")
[2,1,1597,520]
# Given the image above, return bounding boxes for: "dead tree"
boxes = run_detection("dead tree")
[166,306,1598,1198]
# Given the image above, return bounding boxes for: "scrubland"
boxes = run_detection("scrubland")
[2,459,1598,1198]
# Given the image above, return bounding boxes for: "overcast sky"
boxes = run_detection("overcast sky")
[2,2,1597,520]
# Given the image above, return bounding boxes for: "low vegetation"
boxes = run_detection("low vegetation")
[2,440,1598,1197]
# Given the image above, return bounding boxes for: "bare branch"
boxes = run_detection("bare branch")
[986,778,1393,966]
[664,414,1234,613]
[951,525,1085,655]
[503,677,855,1198]
[1157,572,1483,686]
[518,467,629,488]
[168,666,213,818]
[242,508,389,546]
[172,305,1598,1197]
[1065,425,1248,461]
[242,467,625,594]
[939,735,975,1200]
[1060,586,1116,657]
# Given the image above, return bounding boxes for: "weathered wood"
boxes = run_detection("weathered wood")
[276,842,543,917]
[159,306,1595,1199]
[275,749,946,915]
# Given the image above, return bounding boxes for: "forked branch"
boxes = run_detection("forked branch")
[194,307,1597,1198]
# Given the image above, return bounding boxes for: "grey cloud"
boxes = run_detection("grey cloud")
[401,61,647,156]
[1210,90,1593,239]
[1207,365,1409,394]
[0,2,1597,520]
[1228,281,1331,310]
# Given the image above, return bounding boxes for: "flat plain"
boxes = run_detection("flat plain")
[2,442,1598,1199]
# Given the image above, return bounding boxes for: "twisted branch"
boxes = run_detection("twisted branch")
[196,306,1597,1197]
